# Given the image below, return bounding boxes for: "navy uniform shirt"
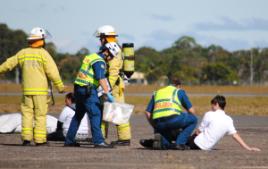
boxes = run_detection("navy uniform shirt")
[92,53,106,80]
[86,54,106,102]
[146,89,192,114]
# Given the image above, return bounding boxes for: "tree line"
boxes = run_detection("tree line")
[136,36,268,85]
[0,23,87,83]
[1,23,268,85]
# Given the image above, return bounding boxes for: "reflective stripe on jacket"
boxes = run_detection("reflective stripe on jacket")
[0,47,64,95]
[152,86,182,119]
[74,53,105,87]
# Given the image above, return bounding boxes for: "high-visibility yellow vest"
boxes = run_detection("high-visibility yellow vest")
[152,86,182,119]
[74,53,105,87]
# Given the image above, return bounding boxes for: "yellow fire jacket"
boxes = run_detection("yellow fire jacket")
[0,47,64,95]
[108,51,124,89]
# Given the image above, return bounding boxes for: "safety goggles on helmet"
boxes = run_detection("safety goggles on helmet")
[104,42,121,57]
[27,27,52,41]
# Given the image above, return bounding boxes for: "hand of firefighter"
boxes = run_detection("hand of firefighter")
[104,92,114,102]
[123,75,130,85]
[58,86,66,94]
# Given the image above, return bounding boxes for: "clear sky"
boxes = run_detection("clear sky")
[1,0,268,53]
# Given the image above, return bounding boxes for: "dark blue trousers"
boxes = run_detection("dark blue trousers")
[153,113,197,148]
[65,86,104,145]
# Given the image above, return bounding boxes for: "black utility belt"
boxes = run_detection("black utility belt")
[74,84,95,96]
[153,115,179,122]
[74,84,95,89]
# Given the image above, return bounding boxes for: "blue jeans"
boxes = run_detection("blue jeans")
[65,85,104,145]
[153,113,197,148]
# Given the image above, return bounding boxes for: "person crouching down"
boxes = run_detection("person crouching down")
[141,77,198,150]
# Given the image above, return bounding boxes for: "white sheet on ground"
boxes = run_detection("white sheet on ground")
[0,113,57,134]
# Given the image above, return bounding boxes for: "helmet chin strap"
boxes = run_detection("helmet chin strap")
[98,50,110,61]
[29,39,45,48]
[99,36,106,44]
[106,36,117,43]
[100,36,117,45]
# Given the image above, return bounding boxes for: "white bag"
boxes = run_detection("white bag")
[103,102,134,125]
[0,113,57,134]
[0,113,21,133]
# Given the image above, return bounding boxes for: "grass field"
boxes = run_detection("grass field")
[126,84,268,116]
[1,83,268,94]
[0,84,268,116]
[125,84,268,94]
[126,96,268,116]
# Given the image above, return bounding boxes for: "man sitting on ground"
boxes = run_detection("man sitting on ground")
[187,95,261,151]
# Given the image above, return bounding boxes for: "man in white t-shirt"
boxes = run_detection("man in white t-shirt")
[48,93,90,141]
[187,95,260,151]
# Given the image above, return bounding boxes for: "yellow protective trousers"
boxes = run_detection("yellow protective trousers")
[21,95,48,143]
[101,81,131,140]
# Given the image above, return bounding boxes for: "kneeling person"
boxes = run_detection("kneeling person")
[142,77,197,150]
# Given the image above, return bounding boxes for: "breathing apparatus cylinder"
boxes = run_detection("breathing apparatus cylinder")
[122,43,135,78]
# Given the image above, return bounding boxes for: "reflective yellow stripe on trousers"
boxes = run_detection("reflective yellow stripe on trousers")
[22,128,33,136]
[34,130,46,138]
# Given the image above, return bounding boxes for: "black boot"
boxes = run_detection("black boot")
[35,142,49,146]
[152,133,163,150]
[139,139,154,149]
[64,142,80,147]
[111,140,130,146]
[170,144,190,150]
[22,140,31,146]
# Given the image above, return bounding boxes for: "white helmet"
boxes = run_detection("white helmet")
[94,25,118,37]
[27,27,51,40]
[105,42,121,57]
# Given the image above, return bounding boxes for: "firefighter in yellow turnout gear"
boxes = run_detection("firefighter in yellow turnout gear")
[95,25,131,145]
[0,27,64,146]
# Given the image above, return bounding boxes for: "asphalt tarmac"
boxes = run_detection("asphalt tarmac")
[0,115,267,169]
